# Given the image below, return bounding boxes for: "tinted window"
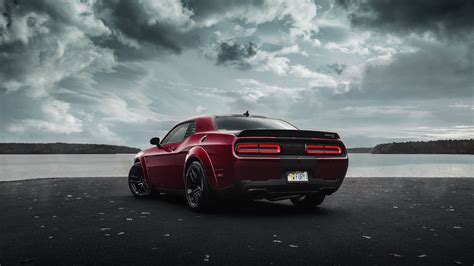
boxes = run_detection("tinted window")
[184,121,196,138]
[215,117,297,131]
[162,123,190,144]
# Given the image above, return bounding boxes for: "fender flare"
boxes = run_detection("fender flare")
[134,151,151,183]
[184,146,218,189]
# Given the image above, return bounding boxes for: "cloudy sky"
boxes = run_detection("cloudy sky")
[0,0,473,148]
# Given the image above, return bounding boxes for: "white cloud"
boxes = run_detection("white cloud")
[95,91,162,125]
[289,65,338,88]
[0,0,471,148]
[246,51,344,90]
[196,105,207,113]
[193,0,320,46]
[0,0,116,98]
[8,99,82,134]
[273,44,307,56]
[90,123,124,144]
[309,38,322,47]
[246,45,309,76]
[140,0,194,28]
[250,52,290,76]
[236,78,308,104]
[232,24,257,38]
[324,41,370,56]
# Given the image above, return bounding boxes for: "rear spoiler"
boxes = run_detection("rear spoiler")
[236,129,340,139]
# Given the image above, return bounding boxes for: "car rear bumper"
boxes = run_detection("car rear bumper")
[218,178,344,200]
[213,156,349,189]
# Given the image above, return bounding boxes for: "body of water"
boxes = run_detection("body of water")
[346,153,473,178]
[0,154,135,181]
[0,153,472,181]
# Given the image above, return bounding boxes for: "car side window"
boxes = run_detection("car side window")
[184,121,196,139]
[161,123,190,144]
[161,121,196,145]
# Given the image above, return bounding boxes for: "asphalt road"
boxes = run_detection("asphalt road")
[1,177,473,265]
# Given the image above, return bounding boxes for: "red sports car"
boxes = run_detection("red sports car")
[128,114,348,211]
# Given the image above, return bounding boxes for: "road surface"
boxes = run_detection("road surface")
[1,177,473,265]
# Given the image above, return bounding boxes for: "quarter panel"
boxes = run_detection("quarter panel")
[185,133,236,190]
[185,146,218,189]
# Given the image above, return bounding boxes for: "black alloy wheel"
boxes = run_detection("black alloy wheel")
[185,161,214,211]
[128,162,152,198]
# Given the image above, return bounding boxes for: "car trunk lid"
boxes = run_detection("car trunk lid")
[236,129,339,139]
[234,129,346,157]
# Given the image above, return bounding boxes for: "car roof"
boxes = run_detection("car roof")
[170,114,298,132]
[183,114,269,122]
[177,114,276,132]
[215,114,268,118]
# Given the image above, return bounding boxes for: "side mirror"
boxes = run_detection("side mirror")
[150,137,161,146]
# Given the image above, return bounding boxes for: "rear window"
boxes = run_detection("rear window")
[215,117,297,131]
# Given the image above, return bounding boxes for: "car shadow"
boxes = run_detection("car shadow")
[215,199,337,217]
[144,193,341,218]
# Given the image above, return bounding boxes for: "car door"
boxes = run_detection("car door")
[168,121,196,190]
[145,122,190,188]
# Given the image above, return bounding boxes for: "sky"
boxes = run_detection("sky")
[0,0,473,148]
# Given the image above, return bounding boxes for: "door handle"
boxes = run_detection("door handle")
[170,147,177,152]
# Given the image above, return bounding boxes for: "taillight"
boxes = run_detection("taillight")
[236,143,259,153]
[236,143,280,154]
[258,144,281,154]
[306,145,342,155]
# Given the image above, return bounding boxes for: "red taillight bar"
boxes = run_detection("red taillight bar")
[236,143,259,153]
[236,143,280,154]
[258,144,281,154]
[306,145,342,155]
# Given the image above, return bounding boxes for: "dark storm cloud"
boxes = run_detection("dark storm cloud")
[183,0,264,20]
[334,41,474,100]
[333,0,474,102]
[95,0,275,57]
[96,0,195,54]
[321,63,347,75]
[0,0,273,142]
[216,41,257,70]
[0,0,115,97]
[0,0,206,96]
[1,0,472,147]
[336,0,474,38]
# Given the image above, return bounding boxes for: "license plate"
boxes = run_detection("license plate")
[287,171,308,182]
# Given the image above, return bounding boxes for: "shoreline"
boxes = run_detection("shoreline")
[1,177,473,265]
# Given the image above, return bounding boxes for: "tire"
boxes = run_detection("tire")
[185,161,215,212]
[128,162,152,198]
[290,193,325,209]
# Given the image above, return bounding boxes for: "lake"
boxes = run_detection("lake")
[346,153,473,178]
[0,154,472,181]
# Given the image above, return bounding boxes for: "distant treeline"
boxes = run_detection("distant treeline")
[371,139,473,154]
[0,143,141,154]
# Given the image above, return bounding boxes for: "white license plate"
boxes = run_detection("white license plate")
[287,171,309,182]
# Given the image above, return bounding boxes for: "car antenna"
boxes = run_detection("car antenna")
[243,110,250,117]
